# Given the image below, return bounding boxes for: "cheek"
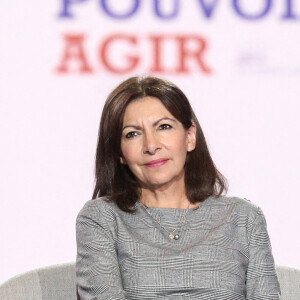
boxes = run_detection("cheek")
[121,143,139,164]
[166,135,188,157]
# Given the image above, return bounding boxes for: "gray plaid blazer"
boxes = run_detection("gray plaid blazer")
[76,195,281,299]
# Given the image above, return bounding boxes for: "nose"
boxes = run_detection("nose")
[143,130,161,155]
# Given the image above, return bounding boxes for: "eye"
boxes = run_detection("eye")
[159,124,172,130]
[125,131,139,139]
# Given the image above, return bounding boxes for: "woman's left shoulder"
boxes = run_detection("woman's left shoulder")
[211,195,262,217]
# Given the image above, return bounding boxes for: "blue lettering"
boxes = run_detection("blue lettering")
[233,0,272,20]
[100,0,140,19]
[282,0,298,20]
[58,0,89,18]
[154,0,179,19]
[197,0,219,19]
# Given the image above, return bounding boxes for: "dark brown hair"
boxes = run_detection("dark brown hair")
[92,76,227,213]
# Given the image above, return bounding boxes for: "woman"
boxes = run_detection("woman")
[76,76,281,299]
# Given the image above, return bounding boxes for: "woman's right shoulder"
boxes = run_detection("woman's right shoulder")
[76,196,118,219]
[76,197,120,244]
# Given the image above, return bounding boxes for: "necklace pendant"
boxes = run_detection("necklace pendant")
[169,234,180,240]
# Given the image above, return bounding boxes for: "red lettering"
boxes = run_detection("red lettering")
[149,35,168,73]
[55,33,213,75]
[175,35,212,74]
[100,34,139,74]
[56,34,93,73]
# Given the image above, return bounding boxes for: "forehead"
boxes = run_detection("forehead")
[123,97,173,123]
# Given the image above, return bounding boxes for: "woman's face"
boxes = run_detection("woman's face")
[120,96,196,190]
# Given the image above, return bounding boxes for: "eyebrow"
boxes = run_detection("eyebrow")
[122,117,176,131]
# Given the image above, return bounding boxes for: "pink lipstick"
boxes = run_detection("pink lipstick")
[145,158,168,168]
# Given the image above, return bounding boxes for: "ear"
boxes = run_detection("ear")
[120,156,127,165]
[186,122,196,152]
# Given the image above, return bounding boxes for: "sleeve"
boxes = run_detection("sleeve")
[75,201,128,300]
[245,206,281,299]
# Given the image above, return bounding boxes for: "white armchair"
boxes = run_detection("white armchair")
[0,263,299,299]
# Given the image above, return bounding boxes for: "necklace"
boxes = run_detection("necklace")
[138,201,194,240]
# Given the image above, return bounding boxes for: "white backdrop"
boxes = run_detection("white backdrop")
[1,0,300,284]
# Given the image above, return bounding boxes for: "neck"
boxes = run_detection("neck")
[139,173,194,209]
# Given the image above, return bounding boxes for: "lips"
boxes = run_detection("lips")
[145,158,169,167]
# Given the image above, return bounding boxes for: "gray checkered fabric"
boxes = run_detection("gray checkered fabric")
[76,195,281,299]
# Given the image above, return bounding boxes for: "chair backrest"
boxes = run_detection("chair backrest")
[276,264,300,300]
[0,263,299,299]
[0,262,76,300]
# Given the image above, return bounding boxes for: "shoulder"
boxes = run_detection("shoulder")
[207,195,262,219]
[76,196,120,223]
[78,196,115,210]
[76,197,121,241]
[207,195,267,242]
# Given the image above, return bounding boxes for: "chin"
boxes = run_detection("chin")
[145,176,178,188]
